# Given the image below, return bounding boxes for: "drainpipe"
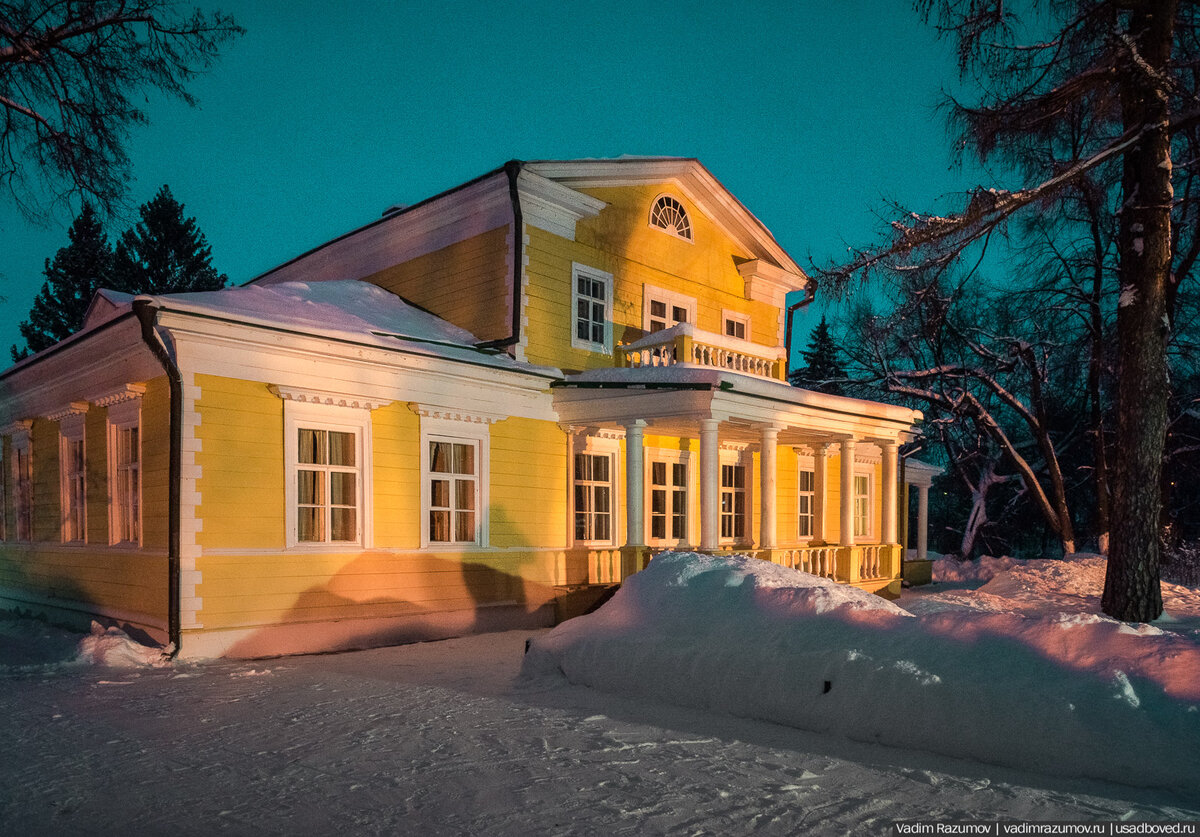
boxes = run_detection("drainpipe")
[474,159,525,353]
[133,299,183,658]
[783,281,817,382]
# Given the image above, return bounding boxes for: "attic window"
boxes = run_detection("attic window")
[649,195,692,241]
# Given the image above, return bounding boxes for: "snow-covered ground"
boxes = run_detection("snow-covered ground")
[3,555,1199,834]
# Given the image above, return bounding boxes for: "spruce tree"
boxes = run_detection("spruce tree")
[12,203,113,360]
[790,315,846,395]
[112,185,227,295]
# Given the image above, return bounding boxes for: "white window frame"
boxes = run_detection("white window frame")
[420,417,489,549]
[572,436,619,548]
[797,458,816,541]
[719,448,752,545]
[643,285,697,334]
[58,413,87,544]
[647,449,691,548]
[853,468,874,541]
[722,309,751,342]
[571,262,614,354]
[648,194,694,242]
[107,398,143,547]
[284,400,372,550]
[11,426,32,543]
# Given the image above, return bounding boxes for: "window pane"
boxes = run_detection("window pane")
[652,490,665,515]
[652,462,666,485]
[672,463,686,486]
[575,513,588,541]
[799,470,814,491]
[298,470,324,504]
[453,444,474,476]
[455,478,474,511]
[330,472,355,506]
[574,484,589,513]
[299,429,325,464]
[330,507,355,541]
[297,506,322,542]
[455,511,475,542]
[430,478,449,508]
[574,454,587,481]
[328,431,354,466]
[593,486,610,514]
[430,442,449,473]
[593,456,608,482]
[651,300,666,318]
[430,510,450,542]
[672,306,688,323]
[672,491,686,515]
[591,322,604,344]
[652,516,665,539]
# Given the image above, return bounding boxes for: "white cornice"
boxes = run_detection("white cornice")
[46,401,90,422]
[409,403,505,425]
[91,383,147,407]
[268,384,391,412]
[516,170,606,241]
[737,259,809,307]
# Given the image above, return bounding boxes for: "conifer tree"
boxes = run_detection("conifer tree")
[12,203,113,360]
[112,186,227,295]
[790,315,846,395]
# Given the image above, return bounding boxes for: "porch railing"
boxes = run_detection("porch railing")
[773,544,898,584]
[617,324,786,382]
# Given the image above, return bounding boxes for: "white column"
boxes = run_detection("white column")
[759,425,780,550]
[812,444,828,543]
[881,440,898,544]
[699,418,720,552]
[839,437,856,547]
[917,483,930,562]
[624,420,646,548]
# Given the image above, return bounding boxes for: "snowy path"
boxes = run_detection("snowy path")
[3,629,1196,836]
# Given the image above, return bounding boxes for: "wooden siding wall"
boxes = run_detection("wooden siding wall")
[523,183,782,370]
[361,226,512,343]
[190,375,565,639]
[0,377,172,632]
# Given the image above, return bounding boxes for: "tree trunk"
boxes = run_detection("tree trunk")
[1102,0,1174,622]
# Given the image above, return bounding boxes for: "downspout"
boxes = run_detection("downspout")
[782,280,817,382]
[475,159,525,352]
[133,299,183,658]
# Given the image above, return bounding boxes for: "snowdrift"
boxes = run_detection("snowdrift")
[521,552,1200,793]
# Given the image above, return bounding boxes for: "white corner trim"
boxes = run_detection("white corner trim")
[269,384,391,412]
[517,170,606,241]
[91,383,147,407]
[409,402,505,425]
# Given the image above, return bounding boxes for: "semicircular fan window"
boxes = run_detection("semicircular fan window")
[649,195,692,241]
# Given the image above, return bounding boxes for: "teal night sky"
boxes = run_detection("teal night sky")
[0,1,989,357]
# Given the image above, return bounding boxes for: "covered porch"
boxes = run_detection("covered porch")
[552,365,922,597]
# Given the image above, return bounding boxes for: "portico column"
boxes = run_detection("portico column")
[917,483,930,562]
[699,418,720,552]
[759,425,780,550]
[624,420,646,548]
[881,440,898,544]
[839,437,856,547]
[812,444,828,543]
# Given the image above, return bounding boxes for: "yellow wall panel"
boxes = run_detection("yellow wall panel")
[194,374,284,552]
[371,402,420,549]
[489,417,567,548]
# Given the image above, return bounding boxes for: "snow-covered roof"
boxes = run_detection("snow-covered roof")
[137,280,559,377]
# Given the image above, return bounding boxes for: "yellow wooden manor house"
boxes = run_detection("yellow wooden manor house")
[0,158,935,658]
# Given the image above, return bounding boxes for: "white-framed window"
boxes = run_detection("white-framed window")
[12,428,32,542]
[649,455,689,545]
[571,263,614,353]
[574,451,615,544]
[59,416,86,543]
[649,194,693,242]
[420,417,488,549]
[107,398,142,546]
[643,285,696,334]
[284,401,371,548]
[723,310,750,341]
[798,466,815,539]
[720,463,747,542]
[853,472,872,539]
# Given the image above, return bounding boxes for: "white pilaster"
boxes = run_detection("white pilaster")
[813,444,828,543]
[881,440,898,544]
[699,419,720,552]
[759,425,780,549]
[840,437,856,547]
[624,420,646,548]
[917,484,930,561]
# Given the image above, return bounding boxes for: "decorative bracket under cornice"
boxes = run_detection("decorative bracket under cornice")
[1,419,33,437]
[409,402,504,425]
[92,383,147,407]
[269,384,391,411]
[46,401,90,422]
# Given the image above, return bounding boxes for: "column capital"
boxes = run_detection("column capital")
[623,418,648,432]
